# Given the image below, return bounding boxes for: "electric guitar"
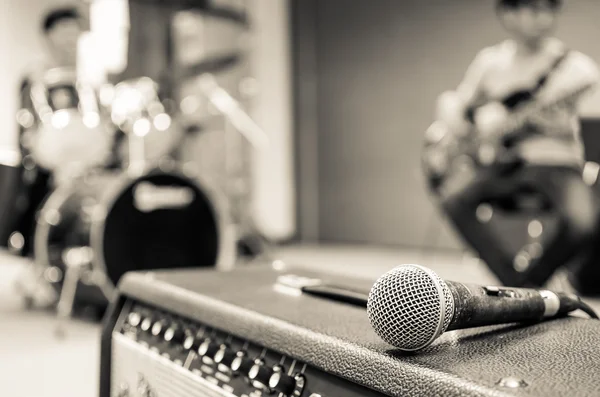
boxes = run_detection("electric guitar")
[422,82,594,191]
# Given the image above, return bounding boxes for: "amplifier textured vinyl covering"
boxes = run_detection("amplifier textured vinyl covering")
[100,263,600,397]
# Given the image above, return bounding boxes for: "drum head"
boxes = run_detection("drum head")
[98,172,221,285]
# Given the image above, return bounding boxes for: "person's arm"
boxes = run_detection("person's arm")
[435,47,494,135]
[549,51,599,104]
[538,52,600,119]
[423,48,493,186]
[17,77,36,155]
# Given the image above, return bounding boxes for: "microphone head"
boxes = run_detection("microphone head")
[367,264,455,351]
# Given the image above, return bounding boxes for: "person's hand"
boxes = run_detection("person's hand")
[423,147,449,177]
[435,91,471,137]
[473,101,509,137]
[423,121,452,177]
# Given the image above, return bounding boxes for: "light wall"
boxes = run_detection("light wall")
[247,0,295,241]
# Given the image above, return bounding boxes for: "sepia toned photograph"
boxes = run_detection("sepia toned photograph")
[1,1,600,396]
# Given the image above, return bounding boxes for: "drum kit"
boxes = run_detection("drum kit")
[6,23,270,336]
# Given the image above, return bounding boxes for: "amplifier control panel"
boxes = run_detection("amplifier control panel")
[110,300,385,397]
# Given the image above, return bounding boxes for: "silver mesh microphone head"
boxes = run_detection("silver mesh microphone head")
[367,264,455,351]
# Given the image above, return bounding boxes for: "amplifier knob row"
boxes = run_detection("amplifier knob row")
[126,309,304,396]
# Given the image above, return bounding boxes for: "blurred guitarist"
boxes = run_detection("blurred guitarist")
[424,0,600,287]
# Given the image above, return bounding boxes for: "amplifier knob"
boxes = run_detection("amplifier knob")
[164,326,185,344]
[198,339,220,358]
[248,363,274,388]
[127,312,142,327]
[140,317,153,332]
[213,346,236,367]
[151,320,168,337]
[183,335,199,351]
[269,372,297,396]
[230,354,255,376]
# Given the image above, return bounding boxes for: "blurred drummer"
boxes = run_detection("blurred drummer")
[11,7,86,257]
[43,7,81,69]
[19,6,84,159]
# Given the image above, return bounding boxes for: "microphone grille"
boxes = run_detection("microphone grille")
[367,264,455,351]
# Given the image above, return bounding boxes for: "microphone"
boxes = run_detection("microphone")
[366,264,598,352]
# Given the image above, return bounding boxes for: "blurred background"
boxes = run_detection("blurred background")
[1,0,600,396]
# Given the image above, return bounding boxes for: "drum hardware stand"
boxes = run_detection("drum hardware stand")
[199,75,275,262]
[127,128,149,177]
[54,246,116,338]
[195,74,269,151]
[12,257,58,311]
[8,229,58,310]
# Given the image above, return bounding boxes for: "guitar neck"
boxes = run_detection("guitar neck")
[501,85,591,136]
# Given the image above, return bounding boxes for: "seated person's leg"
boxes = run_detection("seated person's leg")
[439,172,523,285]
[519,166,600,287]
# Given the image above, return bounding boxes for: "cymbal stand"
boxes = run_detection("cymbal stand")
[54,247,117,338]
[12,254,57,310]
[196,74,274,262]
[127,130,148,177]
[224,119,274,263]
[110,78,158,177]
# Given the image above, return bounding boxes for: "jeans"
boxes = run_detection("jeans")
[438,164,599,287]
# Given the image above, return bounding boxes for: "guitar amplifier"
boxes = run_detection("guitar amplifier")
[100,261,600,397]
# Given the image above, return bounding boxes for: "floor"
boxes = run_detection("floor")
[0,254,100,397]
[0,245,597,397]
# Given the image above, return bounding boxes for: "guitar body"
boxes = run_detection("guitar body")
[422,120,520,194]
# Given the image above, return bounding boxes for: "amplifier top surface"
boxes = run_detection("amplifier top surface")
[117,262,600,397]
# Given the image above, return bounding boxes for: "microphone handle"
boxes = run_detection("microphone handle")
[445,281,575,331]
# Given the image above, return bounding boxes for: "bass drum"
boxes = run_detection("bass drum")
[0,148,52,257]
[33,169,235,306]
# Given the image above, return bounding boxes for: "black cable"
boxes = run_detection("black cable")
[300,284,369,308]
[577,300,599,319]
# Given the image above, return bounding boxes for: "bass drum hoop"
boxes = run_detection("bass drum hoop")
[34,169,235,289]
[33,181,77,280]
